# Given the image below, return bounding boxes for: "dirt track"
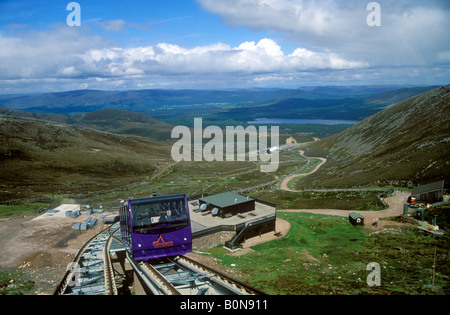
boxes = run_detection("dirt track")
[279,190,411,230]
[278,149,409,230]
[280,150,327,192]
[0,212,103,294]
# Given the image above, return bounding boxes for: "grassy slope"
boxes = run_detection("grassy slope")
[208,212,449,295]
[250,190,386,211]
[71,109,175,142]
[0,115,171,200]
[300,85,450,188]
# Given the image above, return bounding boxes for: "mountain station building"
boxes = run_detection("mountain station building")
[412,180,445,204]
[198,192,255,219]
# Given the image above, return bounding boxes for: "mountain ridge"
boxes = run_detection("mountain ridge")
[301,85,450,188]
[0,85,437,114]
[0,107,174,142]
[0,114,171,201]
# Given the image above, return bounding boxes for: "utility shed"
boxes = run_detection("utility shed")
[199,192,255,219]
[349,212,364,226]
[412,180,445,204]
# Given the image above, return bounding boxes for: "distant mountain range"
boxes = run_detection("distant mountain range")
[0,85,439,145]
[0,85,447,200]
[302,85,450,188]
[0,86,438,122]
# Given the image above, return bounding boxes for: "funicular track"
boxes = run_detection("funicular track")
[55,224,265,295]
[128,254,265,295]
[54,223,120,295]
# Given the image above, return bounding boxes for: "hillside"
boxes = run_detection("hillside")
[0,116,171,201]
[72,109,175,142]
[301,85,450,188]
[362,86,439,106]
[0,108,174,142]
[0,106,72,124]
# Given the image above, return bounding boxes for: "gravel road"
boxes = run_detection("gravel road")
[279,190,411,229]
[279,150,327,192]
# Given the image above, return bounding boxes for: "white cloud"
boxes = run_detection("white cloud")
[0,26,110,80]
[58,66,81,77]
[1,0,449,94]
[197,0,450,67]
[0,27,366,84]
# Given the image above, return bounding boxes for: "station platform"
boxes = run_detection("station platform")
[188,199,277,238]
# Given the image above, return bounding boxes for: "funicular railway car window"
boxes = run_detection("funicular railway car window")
[119,201,132,246]
[130,195,189,234]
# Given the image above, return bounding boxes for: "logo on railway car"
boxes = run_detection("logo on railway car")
[153,236,174,249]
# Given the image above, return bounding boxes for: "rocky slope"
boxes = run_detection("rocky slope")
[301,85,450,188]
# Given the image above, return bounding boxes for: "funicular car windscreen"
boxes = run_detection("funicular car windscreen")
[130,195,189,234]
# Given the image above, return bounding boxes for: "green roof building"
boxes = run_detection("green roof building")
[199,192,255,218]
[349,212,364,226]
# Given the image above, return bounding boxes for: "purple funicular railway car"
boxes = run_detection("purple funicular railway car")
[119,194,192,261]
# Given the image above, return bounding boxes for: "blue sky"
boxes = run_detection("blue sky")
[0,0,449,93]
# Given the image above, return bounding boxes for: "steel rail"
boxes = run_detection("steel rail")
[126,253,266,295]
[125,251,181,295]
[141,261,181,295]
[53,225,110,295]
[54,223,120,295]
[104,225,120,295]
[55,224,266,295]
[175,255,266,295]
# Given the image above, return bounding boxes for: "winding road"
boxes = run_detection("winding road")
[279,191,410,229]
[280,150,327,192]
[277,148,409,229]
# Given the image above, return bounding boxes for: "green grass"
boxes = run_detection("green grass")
[205,212,450,295]
[0,272,34,295]
[0,203,46,218]
[250,190,387,210]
